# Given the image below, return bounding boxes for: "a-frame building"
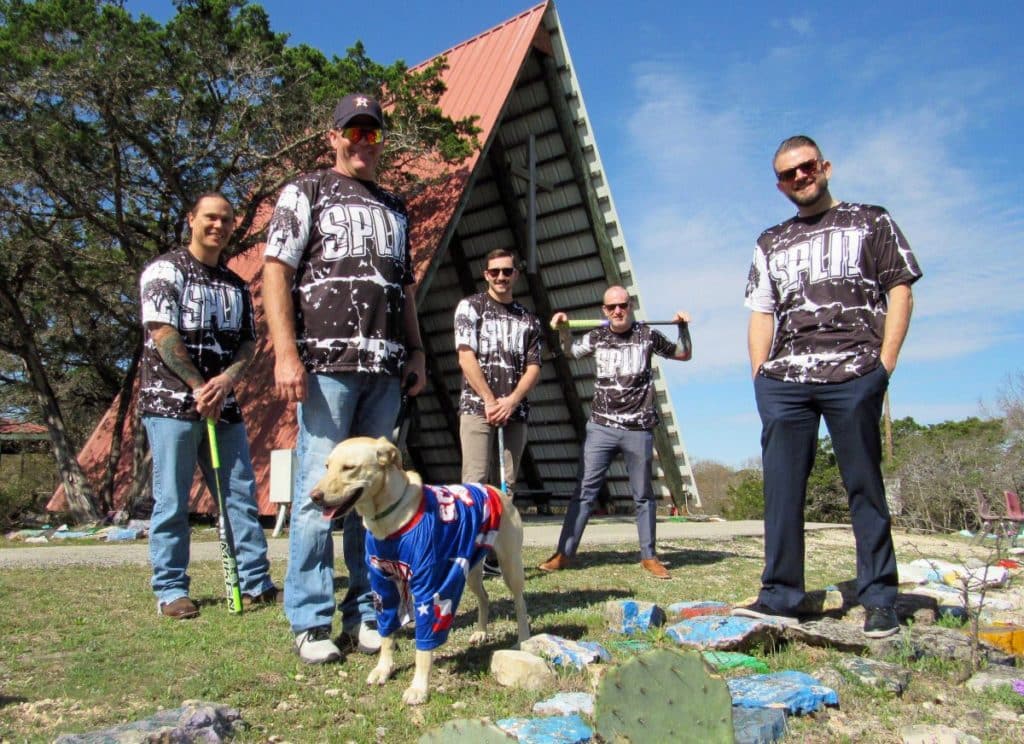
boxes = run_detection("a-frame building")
[51,1,699,516]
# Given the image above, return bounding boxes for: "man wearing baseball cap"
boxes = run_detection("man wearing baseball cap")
[263,93,426,664]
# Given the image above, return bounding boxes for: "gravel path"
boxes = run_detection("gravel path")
[0,518,846,568]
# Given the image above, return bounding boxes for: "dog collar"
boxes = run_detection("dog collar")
[371,486,424,524]
[370,492,407,522]
[385,489,426,540]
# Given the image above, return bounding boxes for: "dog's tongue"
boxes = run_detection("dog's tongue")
[321,506,339,521]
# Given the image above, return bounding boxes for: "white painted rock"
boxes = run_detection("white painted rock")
[490,649,556,690]
[964,665,1024,693]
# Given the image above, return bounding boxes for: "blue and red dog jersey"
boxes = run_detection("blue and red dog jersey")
[366,483,504,650]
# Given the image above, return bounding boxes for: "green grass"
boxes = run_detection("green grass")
[0,533,1021,743]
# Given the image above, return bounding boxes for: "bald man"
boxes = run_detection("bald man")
[539,287,692,579]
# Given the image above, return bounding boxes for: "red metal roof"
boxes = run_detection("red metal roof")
[405,2,549,281]
[0,420,47,436]
[50,2,551,515]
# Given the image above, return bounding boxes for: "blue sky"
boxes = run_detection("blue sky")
[129,1,1024,467]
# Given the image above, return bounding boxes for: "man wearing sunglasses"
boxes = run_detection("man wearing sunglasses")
[454,249,544,575]
[736,135,921,638]
[263,93,426,664]
[539,287,692,580]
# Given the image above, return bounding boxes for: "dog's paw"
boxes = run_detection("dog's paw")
[402,686,429,706]
[366,664,394,686]
[468,630,489,645]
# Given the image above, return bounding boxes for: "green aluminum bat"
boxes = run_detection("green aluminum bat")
[552,319,686,329]
[207,418,243,615]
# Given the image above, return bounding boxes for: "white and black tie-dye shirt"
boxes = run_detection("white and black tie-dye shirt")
[264,170,412,376]
[570,323,676,431]
[453,293,543,422]
[139,249,255,423]
[744,202,922,384]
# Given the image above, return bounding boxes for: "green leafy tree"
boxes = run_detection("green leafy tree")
[891,416,1015,532]
[723,469,765,520]
[0,0,476,520]
[804,436,849,523]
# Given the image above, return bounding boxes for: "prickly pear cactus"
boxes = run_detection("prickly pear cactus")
[595,648,735,743]
[417,717,516,743]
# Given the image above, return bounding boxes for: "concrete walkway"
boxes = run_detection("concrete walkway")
[0,518,846,568]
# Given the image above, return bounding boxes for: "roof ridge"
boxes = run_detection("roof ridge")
[410,1,548,71]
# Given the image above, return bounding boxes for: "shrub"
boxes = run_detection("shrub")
[0,453,57,528]
[723,471,765,520]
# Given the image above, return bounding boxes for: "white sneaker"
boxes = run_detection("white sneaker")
[294,627,341,664]
[347,621,382,654]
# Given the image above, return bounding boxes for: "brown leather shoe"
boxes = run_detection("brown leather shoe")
[160,596,200,619]
[640,558,671,580]
[242,585,283,608]
[538,552,570,572]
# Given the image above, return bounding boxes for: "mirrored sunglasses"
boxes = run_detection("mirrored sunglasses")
[341,126,384,145]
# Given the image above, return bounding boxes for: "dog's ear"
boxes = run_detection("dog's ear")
[375,438,400,468]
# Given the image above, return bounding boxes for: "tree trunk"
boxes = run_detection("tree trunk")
[0,283,99,523]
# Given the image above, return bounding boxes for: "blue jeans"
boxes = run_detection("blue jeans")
[143,415,273,606]
[285,372,400,634]
[754,366,897,612]
[556,422,658,560]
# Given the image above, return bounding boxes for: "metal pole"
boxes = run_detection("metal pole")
[497,426,508,495]
[527,134,537,274]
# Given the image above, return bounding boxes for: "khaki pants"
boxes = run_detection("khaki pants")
[459,414,527,492]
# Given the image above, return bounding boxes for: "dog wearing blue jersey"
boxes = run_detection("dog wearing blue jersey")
[311,436,530,705]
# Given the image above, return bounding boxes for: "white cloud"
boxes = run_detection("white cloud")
[788,17,812,35]
[618,51,1024,383]
[605,23,1024,469]
[767,15,813,37]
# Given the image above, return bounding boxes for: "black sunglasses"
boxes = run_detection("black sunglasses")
[603,302,630,311]
[485,267,516,278]
[776,158,821,183]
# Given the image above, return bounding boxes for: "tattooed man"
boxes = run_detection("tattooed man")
[140,193,277,620]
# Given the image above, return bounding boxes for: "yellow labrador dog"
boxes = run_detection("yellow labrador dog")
[310,436,530,705]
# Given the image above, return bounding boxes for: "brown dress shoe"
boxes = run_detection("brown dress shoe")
[640,558,671,580]
[160,596,200,619]
[538,552,570,572]
[242,586,283,608]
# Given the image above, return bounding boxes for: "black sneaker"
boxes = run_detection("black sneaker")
[481,556,502,578]
[730,600,800,627]
[863,606,899,638]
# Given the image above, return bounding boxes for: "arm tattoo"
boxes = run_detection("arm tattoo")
[222,339,257,385]
[152,326,205,389]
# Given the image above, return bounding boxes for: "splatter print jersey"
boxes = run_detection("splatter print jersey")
[744,202,922,384]
[366,483,503,651]
[264,170,412,376]
[453,293,543,422]
[139,249,255,423]
[571,324,677,431]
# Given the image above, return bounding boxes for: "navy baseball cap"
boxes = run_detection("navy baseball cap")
[333,93,383,129]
